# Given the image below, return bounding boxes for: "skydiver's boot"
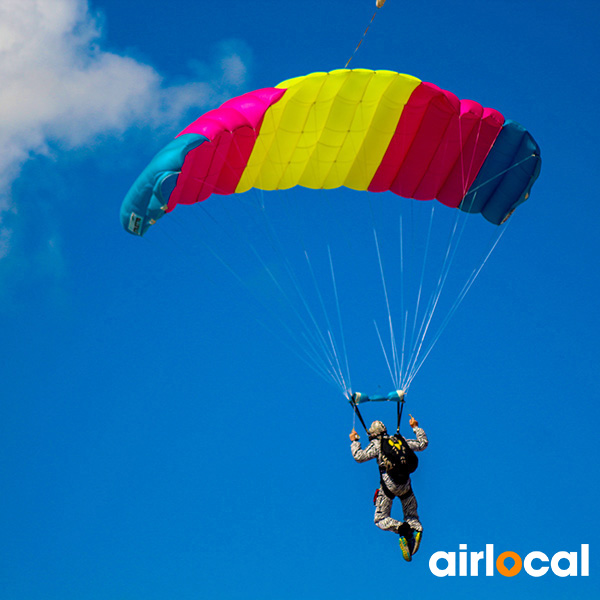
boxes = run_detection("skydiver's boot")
[397,523,413,562]
[411,530,422,555]
[398,536,412,561]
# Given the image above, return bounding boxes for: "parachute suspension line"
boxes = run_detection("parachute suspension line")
[299,328,349,393]
[327,245,353,397]
[218,199,340,379]
[374,319,400,390]
[302,247,351,397]
[404,214,509,389]
[249,195,353,396]
[157,211,342,390]
[400,310,409,387]
[251,241,346,386]
[409,200,474,370]
[402,206,470,388]
[400,196,477,390]
[467,155,539,196]
[458,109,484,199]
[398,212,409,383]
[192,219,337,387]
[326,329,350,396]
[344,9,379,69]
[368,196,402,388]
[252,308,349,391]
[403,202,435,386]
[247,193,348,384]
[372,225,401,388]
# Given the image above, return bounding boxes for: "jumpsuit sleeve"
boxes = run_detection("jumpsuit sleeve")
[351,439,379,462]
[406,426,428,452]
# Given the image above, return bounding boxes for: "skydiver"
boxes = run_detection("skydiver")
[350,414,428,562]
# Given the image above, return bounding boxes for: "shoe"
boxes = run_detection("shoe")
[411,530,422,555]
[399,536,412,562]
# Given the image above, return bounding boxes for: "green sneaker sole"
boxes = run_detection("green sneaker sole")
[399,536,412,562]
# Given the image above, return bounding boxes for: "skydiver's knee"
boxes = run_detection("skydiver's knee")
[375,517,402,533]
[374,504,390,525]
[374,508,389,526]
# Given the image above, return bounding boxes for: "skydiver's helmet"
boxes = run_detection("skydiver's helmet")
[368,420,387,439]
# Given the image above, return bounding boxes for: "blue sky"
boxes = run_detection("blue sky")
[0,0,598,598]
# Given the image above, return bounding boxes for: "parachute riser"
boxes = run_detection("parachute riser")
[349,396,369,434]
[396,397,405,435]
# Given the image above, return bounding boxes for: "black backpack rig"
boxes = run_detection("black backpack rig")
[378,432,418,484]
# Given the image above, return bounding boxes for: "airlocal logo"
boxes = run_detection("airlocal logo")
[429,544,589,577]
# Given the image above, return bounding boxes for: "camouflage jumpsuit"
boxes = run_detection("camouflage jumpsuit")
[351,426,428,533]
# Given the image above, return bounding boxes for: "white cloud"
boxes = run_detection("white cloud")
[1,1,153,178]
[219,41,250,87]
[0,0,252,260]
[0,227,12,261]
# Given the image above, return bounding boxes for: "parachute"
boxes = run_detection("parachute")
[121,69,541,237]
[121,68,541,396]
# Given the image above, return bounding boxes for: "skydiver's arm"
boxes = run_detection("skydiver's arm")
[406,427,428,452]
[351,439,379,462]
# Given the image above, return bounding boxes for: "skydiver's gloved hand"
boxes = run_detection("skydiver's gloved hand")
[409,414,419,428]
[349,428,360,441]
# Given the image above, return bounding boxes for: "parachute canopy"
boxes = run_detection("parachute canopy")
[121,69,541,236]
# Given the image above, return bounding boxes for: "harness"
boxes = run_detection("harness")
[350,391,418,493]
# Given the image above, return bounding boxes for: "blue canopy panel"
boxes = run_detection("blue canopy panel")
[460,120,542,225]
[120,134,207,236]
